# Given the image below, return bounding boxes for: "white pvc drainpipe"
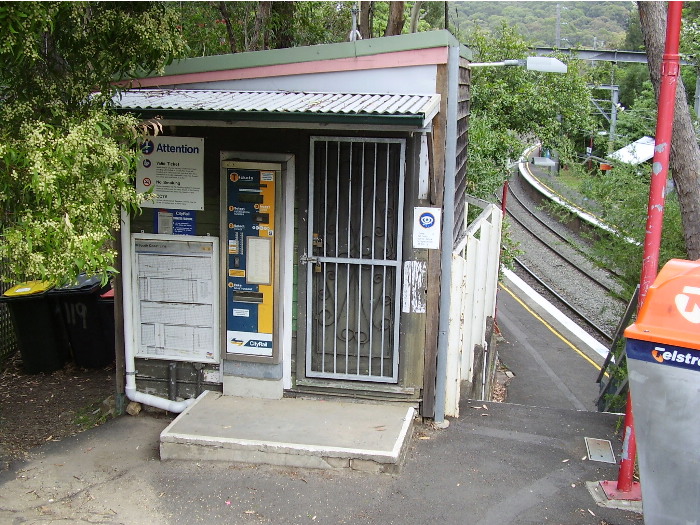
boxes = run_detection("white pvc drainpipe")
[120,209,195,413]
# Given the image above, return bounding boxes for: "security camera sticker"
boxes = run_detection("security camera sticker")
[419,212,436,228]
[413,207,441,250]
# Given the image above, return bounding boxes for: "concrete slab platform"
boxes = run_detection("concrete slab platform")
[160,391,415,472]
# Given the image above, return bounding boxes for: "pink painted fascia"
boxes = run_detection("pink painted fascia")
[122,47,448,88]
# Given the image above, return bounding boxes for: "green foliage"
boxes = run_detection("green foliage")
[613,80,657,146]
[469,25,593,146]
[170,1,362,56]
[422,2,447,31]
[0,2,185,285]
[0,112,144,285]
[466,113,521,200]
[466,24,593,199]
[580,164,687,298]
[615,63,651,109]
[169,1,446,56]
[682,2,700,58]
[624,8,644,51]
[0,2,185,127]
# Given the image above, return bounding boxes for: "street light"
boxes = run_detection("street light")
[468,56,568,73]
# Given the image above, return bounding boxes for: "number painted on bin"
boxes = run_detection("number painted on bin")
[63,302,88,329]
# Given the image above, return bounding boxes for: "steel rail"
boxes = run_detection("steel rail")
[513,257,614,343]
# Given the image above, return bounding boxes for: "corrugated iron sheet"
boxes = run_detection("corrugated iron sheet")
[113,89,440,119]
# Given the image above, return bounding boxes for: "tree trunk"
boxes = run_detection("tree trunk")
[217,2,237,54]
[410,1,423,33]
[638,1,700,260]
[271,1,294,49]
[384,1,405,36]
[250,1,271,51]
[359,1,372,39]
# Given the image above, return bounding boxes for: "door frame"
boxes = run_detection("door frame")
[301,136,406,384]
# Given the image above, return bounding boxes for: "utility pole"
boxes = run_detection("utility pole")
[555,3,561,48]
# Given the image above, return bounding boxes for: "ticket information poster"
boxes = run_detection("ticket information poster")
[137,136,205,211]
[132,235,219,363]
[225,166,276,357]
[154,209,196,235]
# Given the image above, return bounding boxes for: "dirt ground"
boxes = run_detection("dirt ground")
[0,351,116,469]
[0,347,512,471]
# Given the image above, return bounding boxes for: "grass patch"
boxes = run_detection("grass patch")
[556,168,586,193]
[73,402,110,431]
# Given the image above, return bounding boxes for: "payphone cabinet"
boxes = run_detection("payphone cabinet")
[624,258,700,525]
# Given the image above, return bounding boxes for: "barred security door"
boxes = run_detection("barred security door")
[304,137,405,383]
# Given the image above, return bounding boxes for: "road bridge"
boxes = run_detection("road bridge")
[533,47,699,141]
[535,46,699,107]
[533,47,693,66]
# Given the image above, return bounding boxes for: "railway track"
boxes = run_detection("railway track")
[503,166,628,345]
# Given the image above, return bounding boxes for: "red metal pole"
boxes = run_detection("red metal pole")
[616,392,637,491]
[639,1,683,305]
[617,0,683,493]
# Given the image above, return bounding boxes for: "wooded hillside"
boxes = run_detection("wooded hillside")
[452,1,636,49]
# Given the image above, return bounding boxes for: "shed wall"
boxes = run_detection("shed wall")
[129,125,428,404]
[175,65,439,96]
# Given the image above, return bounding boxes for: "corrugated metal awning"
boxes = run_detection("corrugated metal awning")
[607,136,655,165]
[113,89,441,128]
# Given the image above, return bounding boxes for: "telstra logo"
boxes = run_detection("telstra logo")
[650,346,700,367]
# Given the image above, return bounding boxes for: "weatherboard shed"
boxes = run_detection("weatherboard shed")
[114,30,501,421]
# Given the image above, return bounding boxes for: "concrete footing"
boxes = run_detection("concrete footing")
[160,391,415,473]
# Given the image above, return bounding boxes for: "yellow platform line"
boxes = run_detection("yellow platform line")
[499,282,607,376]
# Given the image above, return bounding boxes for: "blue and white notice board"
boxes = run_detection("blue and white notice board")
[136,136,205,211]
[413,207,442,249]
[222,161,280,359]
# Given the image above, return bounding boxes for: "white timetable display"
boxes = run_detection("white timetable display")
[132,235,219,363]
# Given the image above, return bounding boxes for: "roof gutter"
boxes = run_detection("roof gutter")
[114,108,432,128]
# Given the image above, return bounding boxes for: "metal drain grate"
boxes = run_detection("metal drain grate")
[585,437,616,463]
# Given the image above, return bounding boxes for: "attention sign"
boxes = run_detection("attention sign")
[136,136,205,211]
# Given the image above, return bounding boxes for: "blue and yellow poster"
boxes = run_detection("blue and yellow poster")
[225,165,276,357]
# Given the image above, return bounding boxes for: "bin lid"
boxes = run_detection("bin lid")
[52,274,102,294]
[625,258,700,350]
[2,281,53,298]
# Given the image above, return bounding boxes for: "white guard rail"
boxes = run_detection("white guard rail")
[444,196,502,417]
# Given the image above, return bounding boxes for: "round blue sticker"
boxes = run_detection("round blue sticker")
[419,212,435,228]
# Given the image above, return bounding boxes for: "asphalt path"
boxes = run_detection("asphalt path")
[496,283,605,412]
[0,400,641,525]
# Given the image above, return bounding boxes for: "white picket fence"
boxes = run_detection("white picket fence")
[444,196,502,417]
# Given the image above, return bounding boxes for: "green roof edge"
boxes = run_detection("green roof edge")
[146,30,465,78]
